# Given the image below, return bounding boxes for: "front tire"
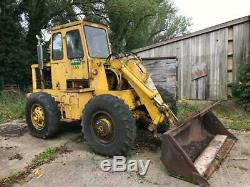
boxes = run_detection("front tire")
[25,92,61,139]
[82,95,136,156]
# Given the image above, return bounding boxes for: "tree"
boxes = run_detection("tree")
[0,0,31,88]
[17,0,78,54]
[78,0,190,52]
[0,0,190,88]
[109,0,190,51]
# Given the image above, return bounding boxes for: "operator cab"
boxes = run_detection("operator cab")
[32,20,112,91]
[51,20,111,60]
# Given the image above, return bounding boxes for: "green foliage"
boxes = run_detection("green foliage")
[230,59,250,112]
[18,0,78,53]
[9,171,22,179]
[0,0,190,88]
[178,101,250,131]
[29,147,58,168]
[0,92,25,123]
[177,102,203,121]
[0,0,78,88]
[212,101,250,130]
[0,0,32,87]
[90,0,190,52]
[0,77,3,91]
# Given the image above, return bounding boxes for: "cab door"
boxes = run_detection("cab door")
[62,25,89,89]
[51,31,66,90]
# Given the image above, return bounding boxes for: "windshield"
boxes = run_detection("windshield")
[84,26,110,58]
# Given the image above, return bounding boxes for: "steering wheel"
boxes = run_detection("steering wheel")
[105,51,141,64]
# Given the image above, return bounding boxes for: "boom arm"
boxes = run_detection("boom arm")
[114,59,178,130]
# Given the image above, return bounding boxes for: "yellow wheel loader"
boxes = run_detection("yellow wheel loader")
[25,20,236,186]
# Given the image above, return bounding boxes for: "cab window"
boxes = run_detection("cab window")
[52,33,63,60]
[66,30,84,59]
[84,26,110,58]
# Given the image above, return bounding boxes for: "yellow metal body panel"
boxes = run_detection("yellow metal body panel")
[32,88,136,120]
[94,90,137,110]
[50,24,89,90]
[88,59,109,91]
[32,89,92,120]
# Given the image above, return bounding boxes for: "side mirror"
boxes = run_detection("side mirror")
[36,35,43,70]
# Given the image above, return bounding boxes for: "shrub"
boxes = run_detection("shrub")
[231,58,250,112]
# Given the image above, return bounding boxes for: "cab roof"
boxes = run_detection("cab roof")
[51,20,108,32]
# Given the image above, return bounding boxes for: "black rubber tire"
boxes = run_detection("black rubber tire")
[82,94,136,156]
[156,85,177,115]
[25,92,61,139]
[156,86,177,133]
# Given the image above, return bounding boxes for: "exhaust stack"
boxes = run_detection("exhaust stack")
[36,35,44,89]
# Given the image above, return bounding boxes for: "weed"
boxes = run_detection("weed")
[9,171,22,179]
[212,101,250,130]
[177,103,202,121]
[0,146,70,187]
[29,147,58,169]
[177,100,250,131]
[0,92,25,123]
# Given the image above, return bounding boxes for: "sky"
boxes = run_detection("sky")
[173,0,250,32]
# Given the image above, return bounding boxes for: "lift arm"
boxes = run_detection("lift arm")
[120,63,178,128]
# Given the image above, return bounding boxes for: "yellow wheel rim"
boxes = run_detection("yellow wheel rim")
[31,104,45,130]
[91,111,115,144]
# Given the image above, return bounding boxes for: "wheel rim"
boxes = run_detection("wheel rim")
[31,104,45,130]
[91,111,115,144]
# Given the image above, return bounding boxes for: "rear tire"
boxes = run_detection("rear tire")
[156,85,177,115]
[25,92,61,139]
[82,95,136,156]
[156,86,177,133]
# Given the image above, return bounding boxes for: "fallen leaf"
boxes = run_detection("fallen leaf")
[34,170,43,178]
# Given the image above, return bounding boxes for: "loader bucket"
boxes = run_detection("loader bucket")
[161,105,237,186]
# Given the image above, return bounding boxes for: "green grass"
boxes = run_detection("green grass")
[29,147,59,169]
[177,100,250,131]
[0,90,249,131]
[0,92,25,123]
[9,171,22,179]
[177,102,205,121]
[212,101,250,130]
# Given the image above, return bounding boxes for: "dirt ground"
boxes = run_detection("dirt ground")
[0,120,250,187]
